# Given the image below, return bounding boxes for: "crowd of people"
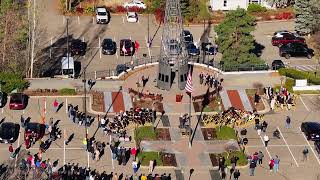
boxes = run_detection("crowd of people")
[217,156,241,180]
[199,72,222,89]
[264,86,296,111]
[68,104,95,127]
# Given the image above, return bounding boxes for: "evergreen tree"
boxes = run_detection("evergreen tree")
[215,8,264,70]
[294,0,317,35]
[180,0,190,18]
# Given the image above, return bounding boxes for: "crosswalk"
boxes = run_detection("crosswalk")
[288,65,319,72]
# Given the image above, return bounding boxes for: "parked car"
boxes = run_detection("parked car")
[101,38,116,55]
[0,122,20,143]
[271,60,285,70]
[301,122,320,141]
[186,43,200,56]
[201,42,217,55]
[271,33,305,47]
[70,39,87,56]
[315,141,320,155]
[95,7,110,24]
[116,64,129,75]
[24,123,46,142]
[126,12,138,23]
[0,91,7,108]
[279,43,314,59]
[9,93,28,110]
[273,30,300,38]
[182,30,193,44]
[120,39,135,56]
[123,0,146,9]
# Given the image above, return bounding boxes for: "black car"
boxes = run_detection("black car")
[279,42,314,59]
[120,39,135,56]
[0,122,20,143]
[201,43,217,55]
[182,30,193,44]
[271,60,285,70]
[70,39,87,56]
[315,141,320,155]
[186,43,200,56]
[116,64,129,75]
[301,122,320,141]
[101,38,116,55]
[0,91,7,108]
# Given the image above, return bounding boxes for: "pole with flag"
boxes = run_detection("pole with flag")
[185,69,193,148]
[122,42,127,64]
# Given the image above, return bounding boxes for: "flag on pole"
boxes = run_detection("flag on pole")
[122,44,127,53]
[185,70,193,94]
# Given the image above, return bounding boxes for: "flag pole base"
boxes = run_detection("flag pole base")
[188,141,192,148]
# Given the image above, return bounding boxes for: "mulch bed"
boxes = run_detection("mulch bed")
[248,96,265,112]
[156,128,171,141]
[24,90,82,96]
[209,154,219,167]
[201,128,217,140]
[193,95,223,112]
[132,99,164,112]
[160,153,177,167]
[91,91,105,112]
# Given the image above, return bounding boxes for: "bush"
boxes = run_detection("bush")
[154,8,164,23]
[84,6,94,14]
[278,68,320,85]
[216,126,237,140]
[76,7,84,14]
[275,12,294,20]
[134,126,157,142]
[137,151,163,166]
[115,5,127,13]
[247,4,267,13]
[59,88,77,95]
[0,73,29,93]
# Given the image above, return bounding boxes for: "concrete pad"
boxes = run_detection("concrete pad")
[65,148,88,167]
[267,146,296,167]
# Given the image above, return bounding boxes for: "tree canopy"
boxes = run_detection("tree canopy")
[215,8,265,70]
[294,0,320,35]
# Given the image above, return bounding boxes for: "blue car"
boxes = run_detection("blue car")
[186,43,200,56]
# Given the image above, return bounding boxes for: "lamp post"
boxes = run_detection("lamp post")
[82,71,88,139]
[66,17,70,77]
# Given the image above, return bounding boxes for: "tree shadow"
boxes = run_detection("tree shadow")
[251,41,265,57]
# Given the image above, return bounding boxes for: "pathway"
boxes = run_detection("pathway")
[219,89,253,111]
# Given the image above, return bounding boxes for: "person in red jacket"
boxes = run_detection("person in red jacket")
[131,147,137,160]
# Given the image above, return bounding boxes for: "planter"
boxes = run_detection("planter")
[201,128,217,140]
[161,153,177,166]
[156,128,171,141]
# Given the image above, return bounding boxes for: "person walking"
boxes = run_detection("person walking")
[270,97,276,111]
[263,134,269,147]
[9,144,14,159]
[273,155,280,172]
[302,146,309,162]
[131,147,137,160]
[285,116,291,129]
[262,121,268,132]
[249,160,256,176]
[53,99,59,113]
[132,160,138,173]
[20,115,25,128]
[258,151,264,165]
[230,156,239,169]
[233,169,240,180]
[148,159,154,173]
[269,158,274,172]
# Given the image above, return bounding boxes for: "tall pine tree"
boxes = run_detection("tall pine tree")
[294,0,317,35]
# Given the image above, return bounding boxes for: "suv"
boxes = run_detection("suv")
[95,7,110,24]
[271,33,305,47]
[301,122,320,141]
[0,122,20,143]
[101,38,116,55]
[70,39,87,56]
[9,93,28,110]
[279,43,314,59]
[116,64,129,75]
[201,42,217,55]
[120,39,135,56]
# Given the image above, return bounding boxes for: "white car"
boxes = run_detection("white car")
[95,7,110,24]
[126,12,138,23]
[123,1,147,9]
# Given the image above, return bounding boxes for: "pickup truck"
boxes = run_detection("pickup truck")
[271,34,305,47]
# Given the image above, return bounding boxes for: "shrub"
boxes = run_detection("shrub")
[278,68,320,85]
[247,4,267,13]
[59,88,77,95]
[127,6,144,13]
[0,72,29,93]
[84,6,94,14]
[115,5,127,13]
[76,7,84,14]
[154,8,164,23]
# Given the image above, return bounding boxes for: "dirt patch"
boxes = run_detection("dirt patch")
[91,91,105,112]
[209,154,219,166]
[193,95,222,112]
[248,96,265,112]
[156,128,171,141]
[132,99,164,112]
[161,153,177,167]
[201,128,217,140]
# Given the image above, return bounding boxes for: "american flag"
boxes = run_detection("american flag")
[185,70,193,94]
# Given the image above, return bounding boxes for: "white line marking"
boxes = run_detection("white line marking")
[44,97,47,114]
[259,135,272,159]
[109,135,114,169]
[87,151,90,167]
[246,144,310,148]
[122,16,125,24]
[14,131,21,167]
[92,17,95,24]
[63,129,66,164]
[63,16,65,24]
[145,36,151,58]
[99,37,102,59]
[299,127,320,166]
[50,37,53,59]
[82,37,86,58]
[277,127,299,167]
[22,110,25,114]
[114,37,118,59]
[78,16,80,24]
[1,108,3,113]
[65,98,68,113]
[299,96,310,112]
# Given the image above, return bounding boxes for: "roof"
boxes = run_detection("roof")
[96,7,107,12]
[61,56,74,70]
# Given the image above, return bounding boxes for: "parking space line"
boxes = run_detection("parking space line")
[299,96,310,112]
[63,129,66,164]
[247,144,309,148]
[44,97,47,114]
[277,127,299,167]
[65,98,68,113]
[145,36,151,58]
[63,16,65,24]
[109,135,114,169]
[78,16,80,25]
[259,135,272,159]
[22,110,25,114]
[122,16,125,24]
[92,17,95,24]
[1,108,3,113]
[299,127,320,166]
[87,151,90,167]
[14,131,21,167]
[114,36,119,59]
[99,37,102,59]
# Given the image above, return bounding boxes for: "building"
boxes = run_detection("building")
[209,0,273,11]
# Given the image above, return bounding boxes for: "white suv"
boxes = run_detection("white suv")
[96,7,110,24]
[123,1,147,9]
[126,12,138,23]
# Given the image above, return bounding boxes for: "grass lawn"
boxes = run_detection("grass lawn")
[294,90,320,94]
[216,126,237,140]
[245,89,257,96]
[134,126,157,142]
[137,151,163,166]
[218,151,248,166]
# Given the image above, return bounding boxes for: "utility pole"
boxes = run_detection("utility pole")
[30,0,36,78]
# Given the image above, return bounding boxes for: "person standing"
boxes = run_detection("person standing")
[131,147,137,160]
[285,116,291,129]
[230,156,239,169]
[269,158,274,172]
[263,134,269,147]
[249,160,256,176]
[132,160,138,174]
[258,151,264,165]
[270,97,276,111]
[262,121,268,132]
[273,155,280,172]
[302,146,309,162]
[148,159,154,173]
[53,99,59,113]
[233,169,240,180]
[9,144,14,159]
[257,124,262,136]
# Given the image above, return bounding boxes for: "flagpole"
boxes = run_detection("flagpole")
[188,92,192,148]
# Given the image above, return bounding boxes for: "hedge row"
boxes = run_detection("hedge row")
[278,68,320,85]
[0,72,29,93]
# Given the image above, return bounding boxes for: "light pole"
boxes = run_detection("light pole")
[66,17,70,77]
[147,13,150,47]
[82,71,88,139]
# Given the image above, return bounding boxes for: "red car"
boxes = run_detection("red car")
[9,93,28,110]
[271,33,305,47]
[24,123,45,148]
[120,39,135,56]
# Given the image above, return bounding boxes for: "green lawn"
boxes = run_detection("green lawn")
[216,126,237,140]
[294,90,320,94]
[218,151,248,166]
[203,106,214,112]
[245,89,257,96]
[137,151,163,166]
[134,126,157,142]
